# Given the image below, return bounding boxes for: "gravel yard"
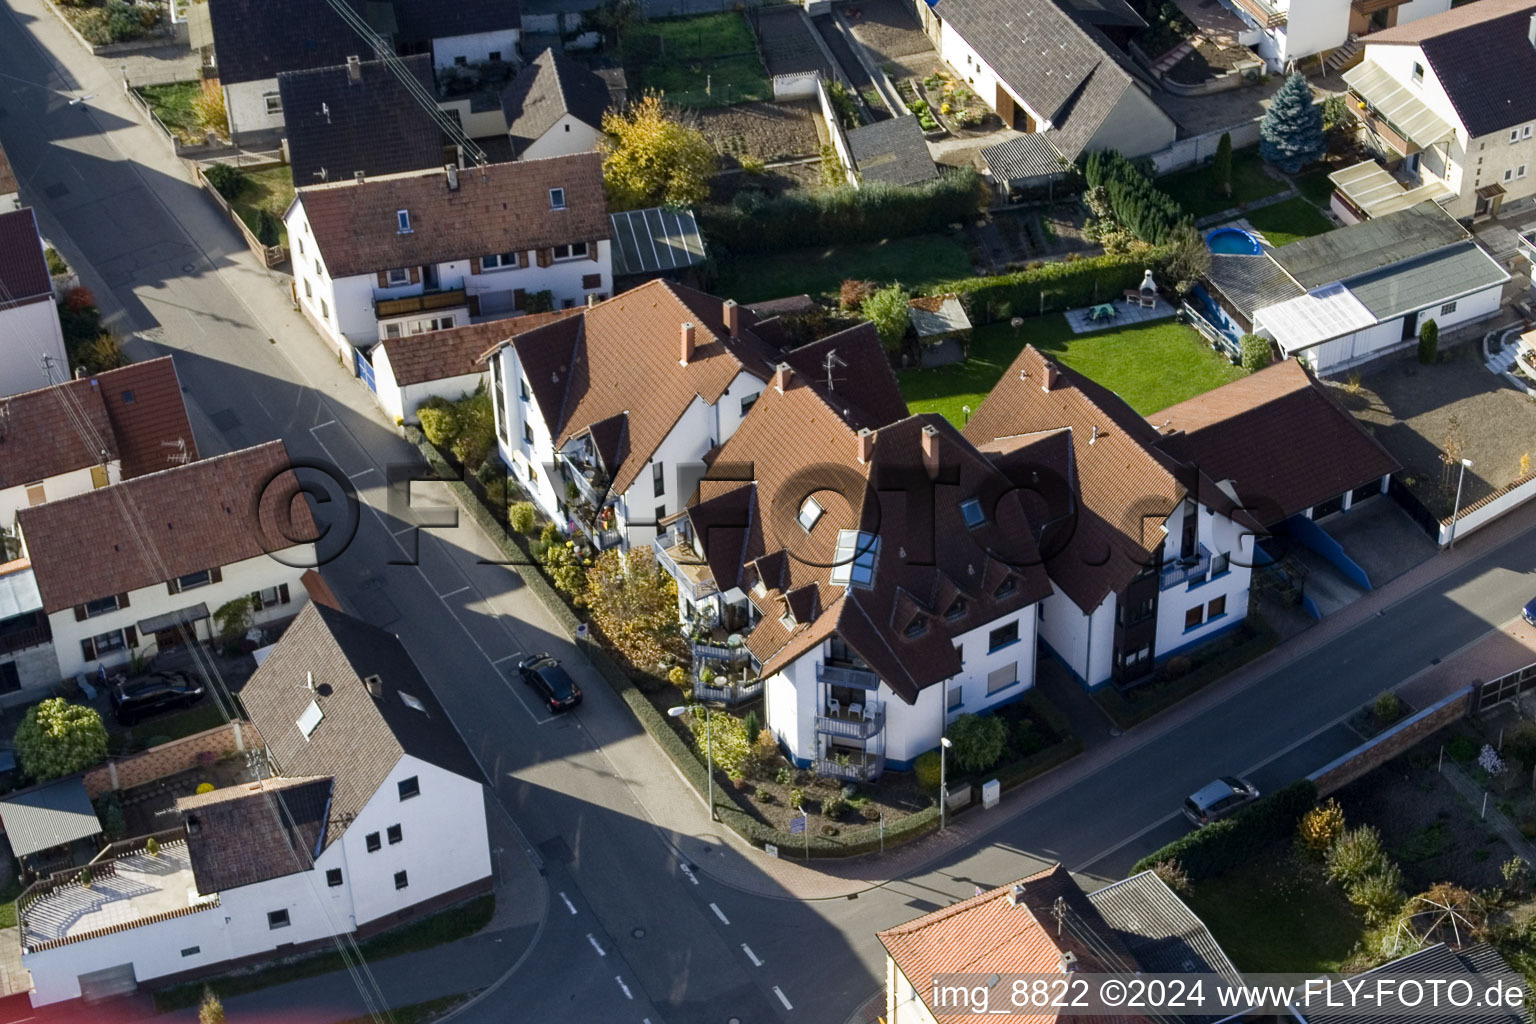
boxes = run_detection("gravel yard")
[694,100,823,163]
[840,0,935,60]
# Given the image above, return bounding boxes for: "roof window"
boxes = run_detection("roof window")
[549,187,566,210]
[960,498,984,529]
[297,699,323,739]
[396,209,411,233]
[798,496,823,532]
[830,530,879,588]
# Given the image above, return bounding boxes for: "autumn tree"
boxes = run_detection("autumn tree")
[601,93,717,211]
[582,548,687,669]
[14,698,107,782]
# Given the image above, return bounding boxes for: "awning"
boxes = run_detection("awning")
[0,568,43,621]
[0,778,102,859]
[1255,283,1378,354]
[137,602,210,636]
[1328,160,1452,218]
[1477,182,1508,200]
[1343,61,1454,152]
[609,208,707,278]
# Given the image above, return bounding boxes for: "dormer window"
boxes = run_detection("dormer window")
[945,596,967,620]
[904,615,928,638]
[960,497,984,529]
[797,496,823,532]
[549,188,566,210]
[994,576,1017,599]
[396,209,412,233]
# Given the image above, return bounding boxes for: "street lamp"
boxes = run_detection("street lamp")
[1448,458,1474,550]
[939,737,953,831]
[669,706,714,822]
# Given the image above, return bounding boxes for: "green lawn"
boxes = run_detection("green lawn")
[621,12,771,107]
[716,234,973,304]
[1184,854,1365,972]
[1157,148,1288,219]
[1232,196,1336,247]
[109,700,239,755]
[230,164,295,248]
[1294,169,1337,207]
[136,81,202,142]
[899,314,1246,426]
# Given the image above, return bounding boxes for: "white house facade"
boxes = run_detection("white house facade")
[0,207,69,400]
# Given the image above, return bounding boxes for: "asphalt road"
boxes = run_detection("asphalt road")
[4,6,1536,1024]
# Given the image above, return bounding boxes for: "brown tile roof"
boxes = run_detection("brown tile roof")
[779,322,911,431]
[1150,359,1400,525]
[0,140,16,196]
[510,280,777,495]
[380,309,579,388]
[18,441,317,613]
[964,346,1250,612]
[877,864,1152,1024]
[297,154,609,279]
[689,378,1050,704]
[0,208,53,311]
[239,603,483,849]
[93,358,200,479]
[177,776,332,895]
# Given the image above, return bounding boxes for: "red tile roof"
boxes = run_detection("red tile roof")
[297,154,609,279]
[0,208,52,311]
[1150,359,1399,525]
[380,309,580,388]
[18,441,318,613]
[177,776,332,895]
[93,358,200,479]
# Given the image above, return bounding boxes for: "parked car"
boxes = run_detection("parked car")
[1182,776,1260,827]
[110,671,206,725]
[517,654,582,712]
[1524,596,1536,628]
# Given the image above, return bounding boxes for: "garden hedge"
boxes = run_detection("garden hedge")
[702,168,984,255]
[408,430,938,858]
[948,251,1158,326]
[1131,778,1317,881]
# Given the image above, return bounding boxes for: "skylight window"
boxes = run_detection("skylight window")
[297,699,324,740]
[830,530,879,588]
[399,691,426,713]
[960,497,985,529]
[549,187,566,210]
[396,209,411,233]
[797,496,823,532]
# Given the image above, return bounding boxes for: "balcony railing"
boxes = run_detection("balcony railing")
[816,753,885,782]
[0,623,50,656]
[652,532,717,603]
[1159,543,1211,591]
[1230,0,1286,27]
[815,702,885,739]
[693,678,765,704]
[816,662,879,690]
[558,451,612,505]
[375,287,467,320]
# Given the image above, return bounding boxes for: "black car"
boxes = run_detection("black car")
[517,654,582,712]
[111,671,206,725]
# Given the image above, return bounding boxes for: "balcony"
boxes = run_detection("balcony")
[815,701,885,740]
[1159,543,1211,591]
[558,449,612,506]
[816,662,879,691]
[816,752,885,782]
[0,621,49,656]
[1229,0,1286,26]
[694,678,765,704]
[652,530,717,603]
[375,288,468,320]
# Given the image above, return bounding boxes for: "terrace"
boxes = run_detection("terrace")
[653,527,718,604]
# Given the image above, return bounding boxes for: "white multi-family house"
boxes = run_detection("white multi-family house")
[483,280,785,551]
[286,155,612,374]
[206,0,520,139]
[0,207,69,400]
[1221,0,1448,73]
[20,602,492,1007]
[15,441,315,681]
[1345,0,1536,220]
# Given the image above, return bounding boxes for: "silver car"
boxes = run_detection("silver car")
[1182,776,1260,827]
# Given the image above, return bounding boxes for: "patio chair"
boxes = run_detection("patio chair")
[848,702,864,720]
[861,703,876,721]
[828,698,841,717]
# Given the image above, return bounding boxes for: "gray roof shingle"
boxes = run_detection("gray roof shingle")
[1087,870,1241,983]
[177,776,333,895]
[1269,201,1468,289]
[0,778,101,859]
[500,48,611,155]
[1303,942,1526,1023]
[982,133,1066,182]
[1204,252,1304,320]
[1342,241,1509,319]
[847,116,938,186]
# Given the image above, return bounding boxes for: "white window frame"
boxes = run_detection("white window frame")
[797,496,823,532]
[552,242,589,261]
[263,93,282,116]
[396,209,412,233]
[482,251,518,270]
[549,188,566,210]
[386,267,410,286]
[1525,126,1534,140]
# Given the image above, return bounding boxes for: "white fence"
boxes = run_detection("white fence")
[1439,472,1536,547]
[815,77,858,187]
[1148,120,1262,176]
[773,71,819,101]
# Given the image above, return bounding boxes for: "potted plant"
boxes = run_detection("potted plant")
[146,837,160,858]
[700,667,715,685]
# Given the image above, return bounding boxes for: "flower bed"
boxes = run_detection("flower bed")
[916,70,989,131]
[55,0,160,46]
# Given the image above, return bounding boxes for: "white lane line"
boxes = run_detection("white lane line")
[559,892,577,916]
[679,862,699,886]
[615,976,633,1000]
[710,902,729,925]
[348,467,378,480]
[742,944,762,967]
[774,986,793,1010]
[587,933,606,957]
[493,652,524,664]
[437,585,470,599]
[310,419,336,431]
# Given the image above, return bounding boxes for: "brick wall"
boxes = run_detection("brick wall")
[1310,687,1473,797]
[83,721,265,799]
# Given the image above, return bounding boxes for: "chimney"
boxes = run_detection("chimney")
[774,362,792,393]
[1529,12,1536,49]
[364,674,383,698]
[856,427,875,464]
[445,164,459,192]
[1089,425,1099,445]
[921,424,940,476]
[587,293,598,308]
[346,55,361,83]
[1007,884,1026,906]
[353,170,365,183]
[722,298,740,338]
[680,322,696,366]
[1041,363,1059,392]
[1059,951,1079,973]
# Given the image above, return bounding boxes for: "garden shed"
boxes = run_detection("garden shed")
[907,293,971,366]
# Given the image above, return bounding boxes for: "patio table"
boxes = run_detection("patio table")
[1088,303,1118,321]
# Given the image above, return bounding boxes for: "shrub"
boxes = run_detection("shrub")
[1211,132,1232,198]
[749,728,778,772]
[146,836,161,857]
[417,401,460,449]
[1132,779,1316,880]
[1479,743,1507,777]
[1297,798,1345,855]
[95,792,126,840]
[1418,318,1438,365]
[667,666,686,688]
[825,80,859,130]
[1240,333,1271,373]
[449,386,495,467]
[914,750,943,791]
[202,163,250,202]
[775,766,794,785]
[948,713,1008,773]
[602,93,717,209]
[1446,734,1479,762]
[1326,825,1389,888]
[191,79,228,136]
[739,154,765,175]
[213,596,254,655]
[1162,655,1192,680]
[1372,690,1404,722]
[539,539,588,599]
[254,209,281,247]
[526,290,556,314]
[1151,858,1190,895]
[824,794,850,820]
[1348,863,1404,925]
[1502,857,1531,895]
[1081,150,1190,245]
[44,247,68,276]
[840,279,877,311]
[949,248,1159,326]
[199,987,225,1024]
[863,283,912,351]
[15,698,109,781]
[788,786,804,810]
[744,710,762,742]
[1505,724,1536,768]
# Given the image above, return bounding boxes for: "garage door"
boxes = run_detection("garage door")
[78,962,137,1002]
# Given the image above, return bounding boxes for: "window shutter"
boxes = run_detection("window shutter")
[513,289,527,311]
[470,256,482,275]
[376,271,389,288]
[409,266,421,284]
[210,567,223,584]
[80,637,95,662]
[124,626,138,648]
[517,251,529,269]
[116,592,130,609]
[74,605,87,622]
[589,242,600,262]
[536,248,553,268]
[279,583,291,605]
[168,579,180,596]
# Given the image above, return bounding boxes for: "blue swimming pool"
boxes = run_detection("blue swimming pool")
[1205,227,1264,256]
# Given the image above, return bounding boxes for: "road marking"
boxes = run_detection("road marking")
[348,467,378,480]
[710,902,729,925]
[742,944,762,967]
[587,933,606,957]
[437,585,470,599]
[774,986,793,1010]
[309,419,336,431]
[679,862,699,885]
[615,976,633,1000]
[559,892,577,916]
[493,652,523,664]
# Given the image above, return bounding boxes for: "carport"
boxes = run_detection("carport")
[0,778,102,876]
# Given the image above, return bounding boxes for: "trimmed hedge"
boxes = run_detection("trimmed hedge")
[703,168,984,255]
[408,430,938,858]
[1131,779,1317,881]
[947,251,1156,326]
